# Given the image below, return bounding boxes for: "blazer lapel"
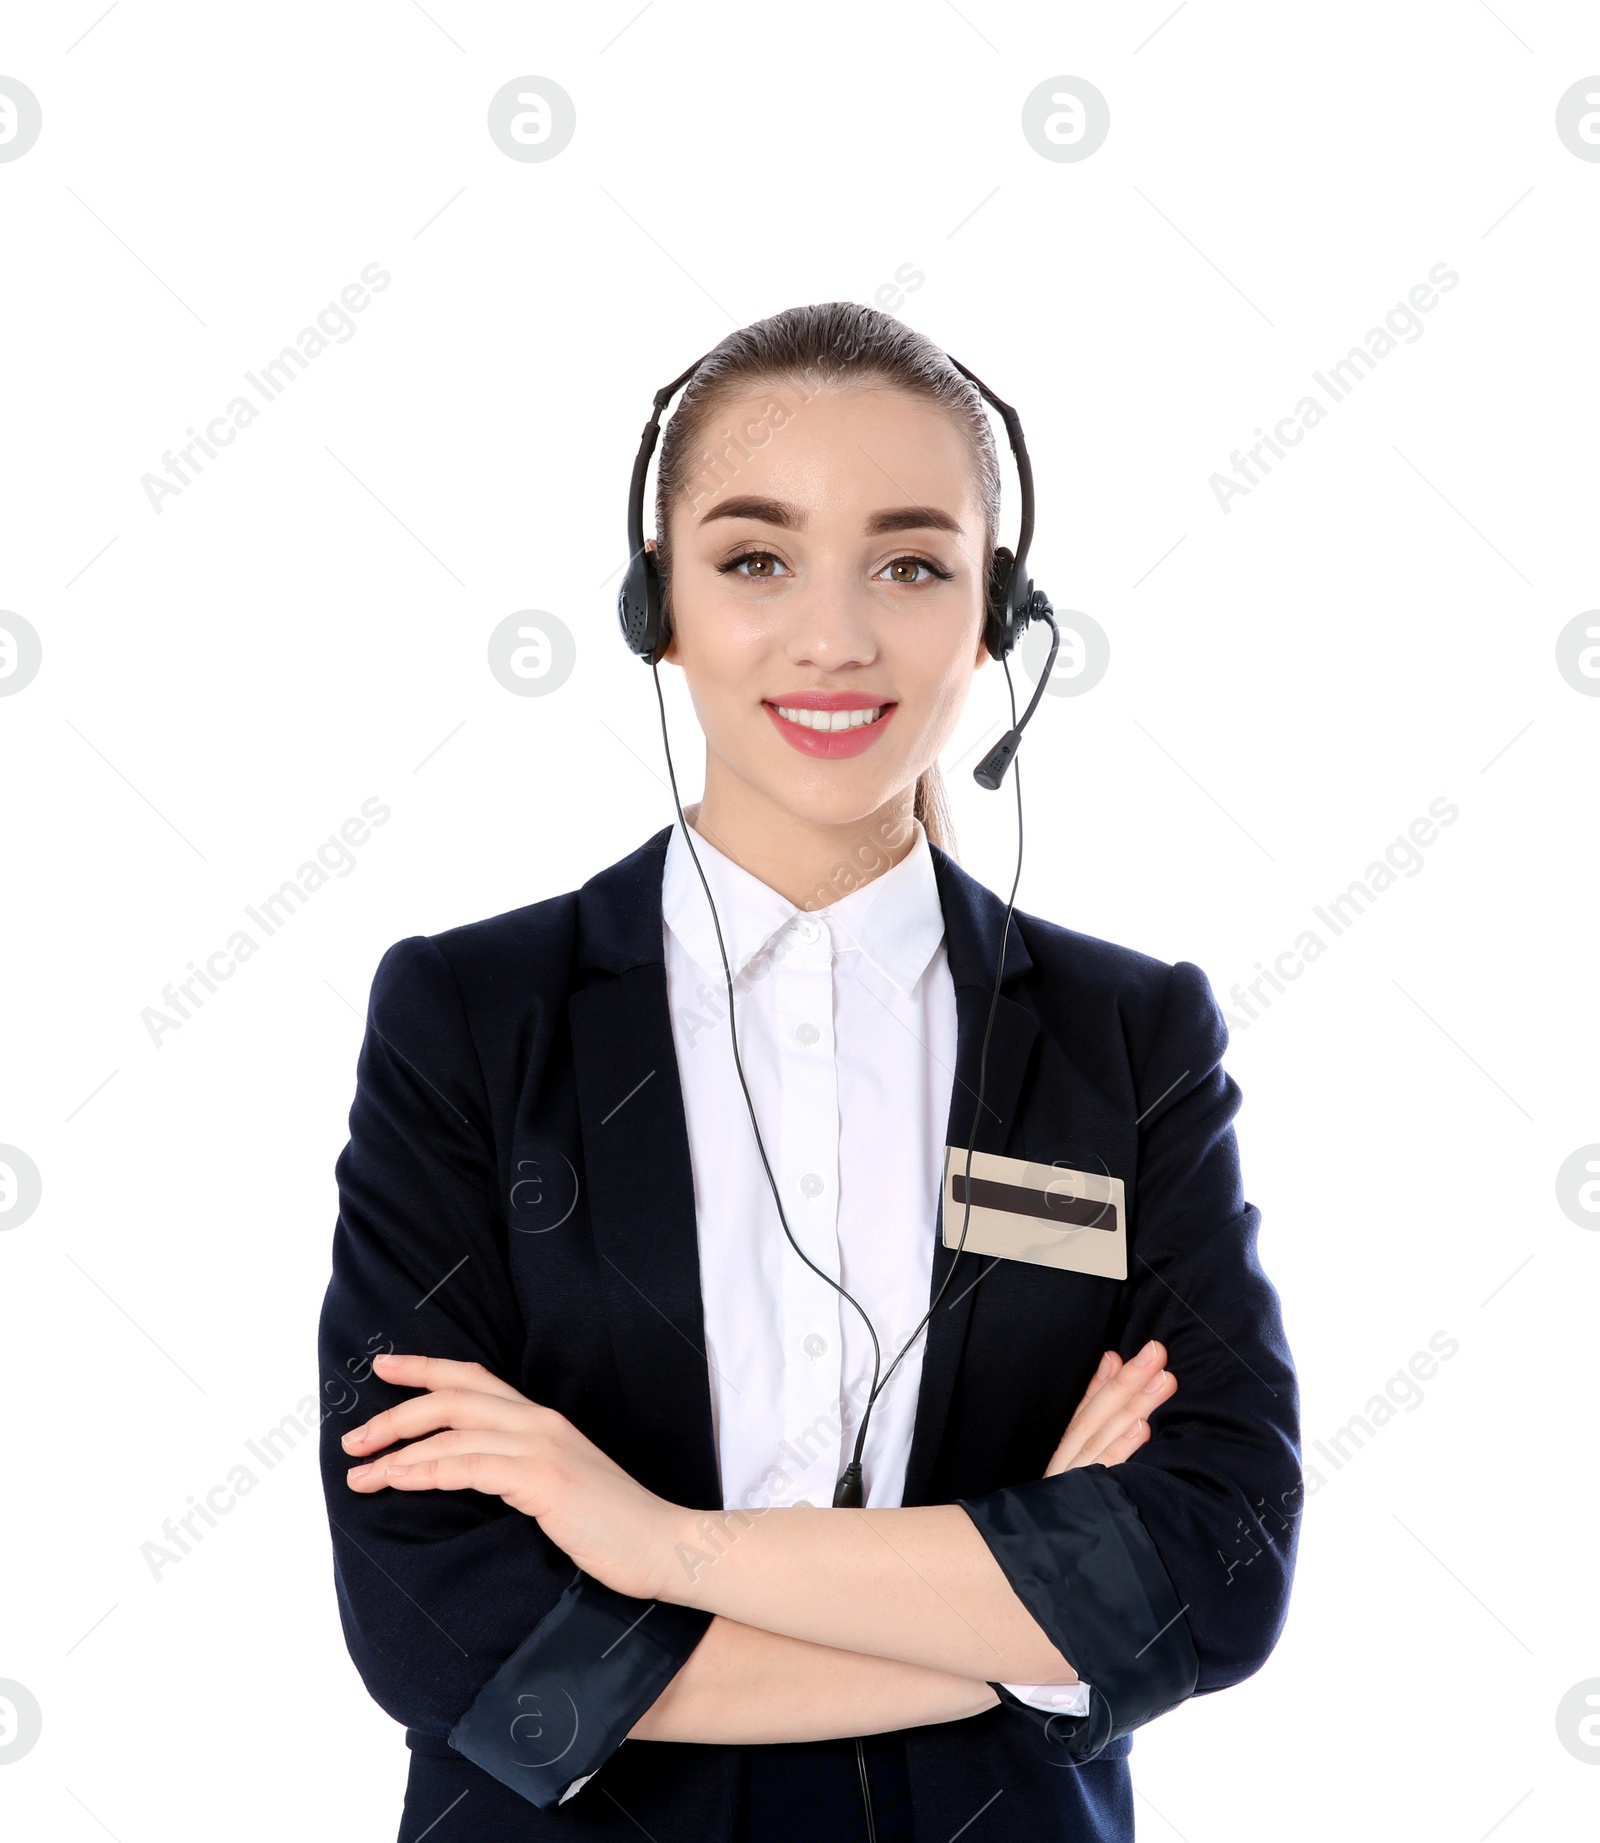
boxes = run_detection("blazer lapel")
[567,832,723,1511]
[902,848,1041,1508]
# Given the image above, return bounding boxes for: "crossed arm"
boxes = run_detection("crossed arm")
[341,1340,1177,1744]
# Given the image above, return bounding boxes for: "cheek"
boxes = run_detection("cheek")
[671,598,770,726]
[926,669,976,735]
[897,630,982,731]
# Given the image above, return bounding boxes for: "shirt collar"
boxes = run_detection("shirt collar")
[662,816,947,998]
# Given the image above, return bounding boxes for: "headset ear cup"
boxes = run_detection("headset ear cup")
[618,549,671,659]
[985,546,1016,658]
[617,557,647,656]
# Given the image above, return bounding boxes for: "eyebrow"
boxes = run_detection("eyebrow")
[696,496,963,536]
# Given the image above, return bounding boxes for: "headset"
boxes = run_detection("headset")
[618,352,1060,790]
[617,342,1060,1843]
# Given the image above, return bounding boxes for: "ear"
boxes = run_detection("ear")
[659,577,680,665]
[644,536,678,661]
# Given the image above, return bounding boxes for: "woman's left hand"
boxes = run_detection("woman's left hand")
[342,1351,675,1600]
[1042,1340,1176,1476]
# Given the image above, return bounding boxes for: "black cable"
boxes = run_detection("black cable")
[835,654,1025,1500]
[650,663,886,1400]
[651,652,1029,1843]
[854,1737,880,1843]
[650,651,1027,1509]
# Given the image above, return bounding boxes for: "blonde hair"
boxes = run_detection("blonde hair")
[913,763,957,857]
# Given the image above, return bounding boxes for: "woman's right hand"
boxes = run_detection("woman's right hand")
[1043,1340,1176,1477]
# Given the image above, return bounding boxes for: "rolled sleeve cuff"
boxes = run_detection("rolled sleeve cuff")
[1000,1678,1094,1717]
[959,1465,1199,1763]
[446,1573,712,1810]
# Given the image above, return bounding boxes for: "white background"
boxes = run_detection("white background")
[2,3,1597,1838]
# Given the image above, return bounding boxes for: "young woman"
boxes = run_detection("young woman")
[317,305,1301,1843]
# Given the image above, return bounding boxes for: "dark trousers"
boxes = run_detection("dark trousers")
[397,1730,913,1841]
[740,1733,914,1842]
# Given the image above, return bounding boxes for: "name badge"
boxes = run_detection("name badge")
[941,1147,1127,1281]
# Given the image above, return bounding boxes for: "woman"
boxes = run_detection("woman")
[316,304,1301,1843]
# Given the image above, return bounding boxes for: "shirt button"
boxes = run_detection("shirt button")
[803,1333,827,1359]
[794,1022,820,1046]
[799,1172,824,1198]
[793,917,821,944]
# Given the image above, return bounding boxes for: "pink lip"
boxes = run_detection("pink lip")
[763,694,897,759]
[768,691,885,710]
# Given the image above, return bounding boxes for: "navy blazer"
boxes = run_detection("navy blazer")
[316,827,1301,1842]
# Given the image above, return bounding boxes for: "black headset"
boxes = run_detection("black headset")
[617,350,1060,790]
[620,342,1062,1842]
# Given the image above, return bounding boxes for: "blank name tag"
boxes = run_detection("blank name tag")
[942,1147,1127,1281]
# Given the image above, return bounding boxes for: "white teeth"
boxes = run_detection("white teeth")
[775,705,883,731]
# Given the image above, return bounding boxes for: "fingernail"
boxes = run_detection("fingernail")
[347,1464,372,1480]
[1136,1340,1160,1365]
[1143,1368,1170,1394]
[341,1430,363,1450]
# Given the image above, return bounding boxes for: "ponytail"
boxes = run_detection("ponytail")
[914,765,958,859]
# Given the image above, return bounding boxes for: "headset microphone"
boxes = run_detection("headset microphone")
[972,595,1060,791]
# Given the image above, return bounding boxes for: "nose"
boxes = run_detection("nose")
[780,564,882,672]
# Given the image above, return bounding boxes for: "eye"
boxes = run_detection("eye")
[876,554,954,585]
[718,549,790,580]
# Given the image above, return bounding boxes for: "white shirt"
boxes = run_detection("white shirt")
[661,818,1090,1720]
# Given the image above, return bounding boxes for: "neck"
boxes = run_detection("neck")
[688,753,921,911]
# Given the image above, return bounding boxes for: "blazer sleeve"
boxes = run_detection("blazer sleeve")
[958,958,1301,1762]
[316,935,709,1810]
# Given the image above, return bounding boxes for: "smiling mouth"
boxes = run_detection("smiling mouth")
[770,704,887,732]
[762,699,898,758]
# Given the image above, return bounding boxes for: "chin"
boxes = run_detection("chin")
[705,720,926,836]
[759,771,911,835]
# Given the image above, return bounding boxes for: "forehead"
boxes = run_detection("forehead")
[671,384,985,527]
